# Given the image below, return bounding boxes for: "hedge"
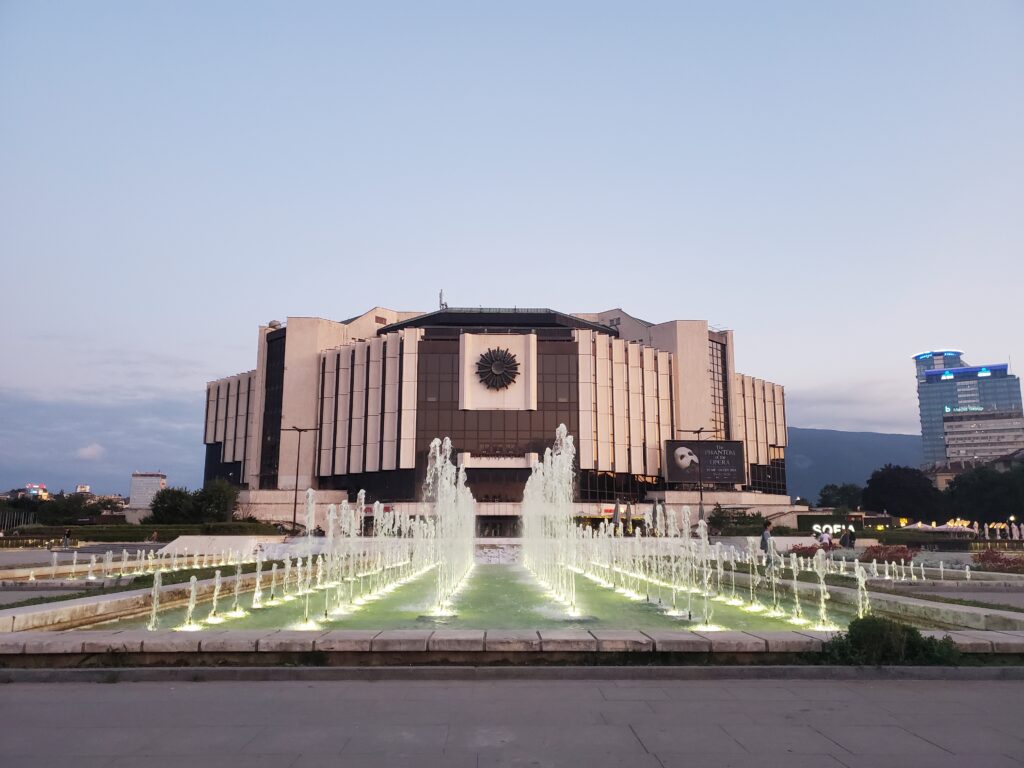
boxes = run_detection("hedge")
[15,522,280,543]
[877,530,972,551]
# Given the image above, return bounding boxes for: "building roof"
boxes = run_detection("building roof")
[376,307,618,336]
[924,364,1010,380]
[992,447,1024,465]
[913,350,964,360]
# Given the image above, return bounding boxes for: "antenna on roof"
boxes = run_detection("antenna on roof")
[439,290,448,310]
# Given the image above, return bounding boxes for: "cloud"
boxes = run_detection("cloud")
[786,377,920,434]
[0,392,204,494]
[75,443,107,461]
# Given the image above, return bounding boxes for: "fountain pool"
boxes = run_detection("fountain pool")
[91,562,858,632]
[67,426,943,637]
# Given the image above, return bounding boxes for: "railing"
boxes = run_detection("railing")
[0,536,78,549]
[971,540,1024,552]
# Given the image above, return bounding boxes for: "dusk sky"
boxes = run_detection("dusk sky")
[1,2,1021,494]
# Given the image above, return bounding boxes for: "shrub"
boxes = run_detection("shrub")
[972,548,1024,574]
[822,616,961,665]
[858,544,919,564]
[12,522,278,542]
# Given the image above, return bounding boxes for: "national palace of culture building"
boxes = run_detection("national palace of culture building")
[203,307,791,531]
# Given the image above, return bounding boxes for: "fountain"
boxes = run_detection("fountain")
[146,570,162,631]
[181,575,199,629]
[50,552,58,580]
[812,549,832,629]
[229,562,245,618]
[522,425,580,615]
[788,553,804,624]
[120,427,869,635]
[207,570,223,623]
[252,555,264,609]
[854,561,871,619]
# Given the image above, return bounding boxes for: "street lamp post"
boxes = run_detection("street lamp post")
[283,426,316,530]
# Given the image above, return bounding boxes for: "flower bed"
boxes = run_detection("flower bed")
[858,544,918,564]
[972,548,1024,574]
[786,543,837,558]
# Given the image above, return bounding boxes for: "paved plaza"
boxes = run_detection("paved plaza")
[1,678,1023,767]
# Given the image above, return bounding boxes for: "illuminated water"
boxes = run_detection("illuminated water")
[97,563,857,631]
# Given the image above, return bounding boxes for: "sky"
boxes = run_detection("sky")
[1,1,1022,494]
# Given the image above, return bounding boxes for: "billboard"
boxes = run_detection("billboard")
[664,440,745,485]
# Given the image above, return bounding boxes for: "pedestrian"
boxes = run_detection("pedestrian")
[839,529,851,549]
[62,528,71,549]
[818,529,832,550]
[760,520,773,568]
[848,528,857,549]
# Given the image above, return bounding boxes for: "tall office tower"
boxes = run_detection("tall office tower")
[914,350,1023,465]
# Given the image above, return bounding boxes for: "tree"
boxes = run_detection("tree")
[193,478,239,523]
[149,487,198,524]
[817,483,864,509]
[946,465,1024,524]
[35,494,90,525]
[862,464,945,520]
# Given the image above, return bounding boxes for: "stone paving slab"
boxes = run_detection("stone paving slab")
[590,630,652,652]
[140,631,202,653]
[428,630,485,652]
[539,629,598,651]
[484,630,541,652]
[0,631,55,653]
[923,630,991,652]
[692,631,766,653]
[80,630,149,653]
[643,630,712,652]
[746,630,821,652]
[372,629,433,652]
[5,628,1024,662]
[198,630,274,652]
[969,630,1024,653]
[256,630,327,652]
[21,633,85,654]
[315,630,380,651]
[794,629,839,643]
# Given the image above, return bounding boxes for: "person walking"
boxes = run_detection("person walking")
[62,528,71,549]
[760,520,774,569]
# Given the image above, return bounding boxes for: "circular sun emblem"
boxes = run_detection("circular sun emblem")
[476,347,520,390]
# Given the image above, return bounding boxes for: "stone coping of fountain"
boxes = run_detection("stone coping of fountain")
[731,570,1024,631]
[2,628,1024,660]
[0,569,262,632]
[6,565,1024,634]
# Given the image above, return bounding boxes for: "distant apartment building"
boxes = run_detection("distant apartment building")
[914,350,1023,466]
[124,472,167,523]
[943,410,1024,462]
[22,483,49,501]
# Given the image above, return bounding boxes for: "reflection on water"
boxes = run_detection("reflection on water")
[96,563,857,632]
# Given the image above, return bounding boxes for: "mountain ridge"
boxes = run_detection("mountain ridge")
[786,426,923,501]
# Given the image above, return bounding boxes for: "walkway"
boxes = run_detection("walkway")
[1,678,1023,767]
